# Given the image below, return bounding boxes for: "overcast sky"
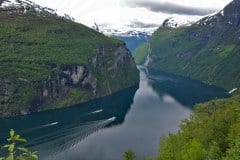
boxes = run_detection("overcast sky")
[32,0,232,29]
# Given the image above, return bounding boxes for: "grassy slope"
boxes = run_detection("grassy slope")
[148,23,240,90]
[0,12,139,116]
[132,42,148,65]
[0,13,122,80]
[154,94,240,160]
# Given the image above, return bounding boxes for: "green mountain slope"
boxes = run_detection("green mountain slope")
[133,42,148,65]
[147,0,240,90]
[0,3,139,117]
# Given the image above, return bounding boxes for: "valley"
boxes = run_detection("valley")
[0,0,239,160]
[135,0,240,90]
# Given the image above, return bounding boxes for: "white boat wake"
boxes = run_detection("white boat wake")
[88,109,103,115]
[228,88,238,94]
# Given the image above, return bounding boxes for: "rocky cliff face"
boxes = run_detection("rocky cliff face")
[147,0,240,90]
[0,0,139,117]
[0,44,138,117]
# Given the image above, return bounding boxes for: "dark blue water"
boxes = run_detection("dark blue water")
[0,67,228,160]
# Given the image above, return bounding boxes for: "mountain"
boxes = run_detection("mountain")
[113,31,149,52]
[132,41,149,65]
[162,16,202,28]
[92,23,151,52]
[133,16,201,65]
[0,0,139,117]
[92,22,156,37]
[142,0,240,90]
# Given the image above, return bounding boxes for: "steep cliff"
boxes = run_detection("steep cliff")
[146,0,240,90]
[0,0,139,117]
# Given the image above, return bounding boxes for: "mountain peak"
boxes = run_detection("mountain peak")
[0,0,53,13]
[222,0,240,25]
[0,0,74,20]
[162,17,202,28]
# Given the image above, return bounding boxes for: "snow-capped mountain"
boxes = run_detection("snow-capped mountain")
[146,0,240,90]
[101,26,155,37]
[92,22,151,52]
[162,16,202,28]
[0,0,74,20]
[0,0,54,13]
[91,15,203,52]
[114,32,150,52]
[196,8,234,27]
[162,7,233,29]
[92,15,203,37]
[92,22,156,37]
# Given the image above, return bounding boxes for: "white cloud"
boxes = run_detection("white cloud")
[32,0,232,30]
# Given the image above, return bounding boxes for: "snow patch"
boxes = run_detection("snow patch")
[220,10,224,16]
[90,22,156,37]
[163,16,202,28]
[0,0,74,20]
[95,23,156,36]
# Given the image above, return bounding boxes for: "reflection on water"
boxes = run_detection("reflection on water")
[148,69,229,107]
[0,67,228,160]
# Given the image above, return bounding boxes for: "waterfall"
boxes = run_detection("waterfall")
[143,40,151,75]
[144,41,151,67]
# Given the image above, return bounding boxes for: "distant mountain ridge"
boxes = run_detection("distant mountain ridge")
[135,0,240,90]
[92,22,156,36]
[92,17,202,53]
[114,32,149,52]
[92,22,150,52]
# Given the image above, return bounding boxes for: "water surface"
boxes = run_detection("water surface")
[0,67,228,160]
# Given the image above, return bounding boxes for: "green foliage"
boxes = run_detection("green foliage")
[0,129,38,160]
[147,22,240,90]
[154,95,240,160]
[224,136,240,160]
[217,45,236,57]
[133,42,148,65]
[43,88,87,110]
[0,12,139,117]
[180,139,206,160]
[124,150,136,160]
[0,12,122,82]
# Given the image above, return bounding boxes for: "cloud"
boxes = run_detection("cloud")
[127,20,160,28]
[126,1,218,16]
